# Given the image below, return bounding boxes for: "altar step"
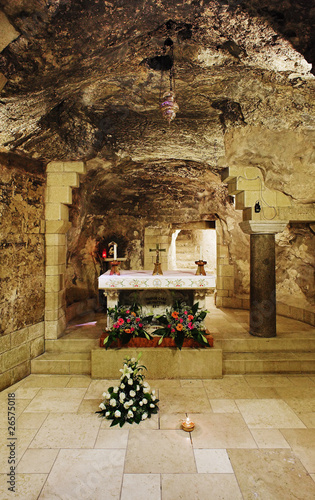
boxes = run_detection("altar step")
[31,351,91,375]
[221,337,315,374]
[31,338,99,375]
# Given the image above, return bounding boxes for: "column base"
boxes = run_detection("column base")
[249,330,276,338]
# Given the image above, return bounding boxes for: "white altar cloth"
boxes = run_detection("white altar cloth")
[98,270,216,290]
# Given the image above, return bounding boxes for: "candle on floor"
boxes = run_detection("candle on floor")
[181,416,195,432]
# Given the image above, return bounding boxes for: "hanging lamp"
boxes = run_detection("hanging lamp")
[160,38,179,124]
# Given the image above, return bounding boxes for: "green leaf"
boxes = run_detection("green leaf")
[158,336,163,345]
[192,302,199,315]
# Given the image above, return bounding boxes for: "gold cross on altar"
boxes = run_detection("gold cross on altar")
[149,243,166,275]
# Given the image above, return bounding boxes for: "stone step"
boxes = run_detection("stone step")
[31,352,91,375]
[216,337,315,353]
[223,351,315,374]
[45,338,99,353]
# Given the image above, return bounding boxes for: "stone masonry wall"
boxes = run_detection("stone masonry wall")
[0,163,45,390]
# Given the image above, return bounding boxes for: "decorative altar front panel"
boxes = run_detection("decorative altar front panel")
[98,270,215,290]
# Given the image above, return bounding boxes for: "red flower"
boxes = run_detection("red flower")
[126,310,130,314]
[188,315,194,321]
[168,324,171,328]
[138,323,143,328]
[179,318,183,323]
[171,328,175,333]
[184,310,188,315]
[127,319,131,323]
[130,327,135,332]
[136,317,140,322]
[117,318,124,325]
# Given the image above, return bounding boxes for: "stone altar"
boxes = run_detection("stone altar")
[98,270,215,321]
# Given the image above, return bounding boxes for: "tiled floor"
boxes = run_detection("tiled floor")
[1,374,315,499]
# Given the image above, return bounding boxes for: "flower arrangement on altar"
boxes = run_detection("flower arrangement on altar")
[103,304,153,349]
[96,354,159,427]
[153,301,209,350]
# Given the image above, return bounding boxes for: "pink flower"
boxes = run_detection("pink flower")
[171,328,175,333]
[188,322,193,330]
[126,310,130,314]
[127,319,131,323]
[179,318,183,323]
[136,317,140,322]
[117,318,124,325]
[130,327,135,332]
[168,324,171,328]
[138,323,143,328]
[184,310,188,315]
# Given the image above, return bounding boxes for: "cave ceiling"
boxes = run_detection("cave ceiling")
[0,0,314,199]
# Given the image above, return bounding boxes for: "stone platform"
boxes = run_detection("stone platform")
[91,348,222,379]
[31,299,315,378]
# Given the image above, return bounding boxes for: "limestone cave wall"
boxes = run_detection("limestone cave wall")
[0,160,45,389]
[65,158,246,306]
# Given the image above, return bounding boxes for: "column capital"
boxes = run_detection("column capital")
[240,220,288,235]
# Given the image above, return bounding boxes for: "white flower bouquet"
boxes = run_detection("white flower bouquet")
[96,354,159,427]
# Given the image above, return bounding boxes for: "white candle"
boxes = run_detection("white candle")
[113,244,117,260]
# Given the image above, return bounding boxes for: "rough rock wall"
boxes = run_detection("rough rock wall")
[65,158,242,305]
[0,162,45,389]
[225,126,315,309]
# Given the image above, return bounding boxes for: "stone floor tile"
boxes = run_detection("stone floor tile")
[210,399,239,413]
[159,412,186,430]
[180,379,204,388]
[250,429,290,448]
[78,398,102,413]
[99,413,159,430]
[21,375,71,388]
[84,379,120,399]
[275,386,315,399]
[228,448,315,500]
[161,473,243,500]
[298,413,315,428]
[284,398,315,414]
[147,379,181,389]
[25,388,87,413]
[194,449,234,473]
[12,387,41,400]
[125,430,196,474]
[17,411,48,430]
[30,413,101,448]
[252,387,281,399]
[0,473,48,500]
[280,429,315,474]
[244,375,291,387]
[66,376,92,388]
[288,376,315,387]
[158,387,212,413]
[94,429,129,448]
[38,449,125,500]
[121,474,161,500]
[203,376,256,399]
[191,413,257,449]
[17,448,59,473]
[236,399,306,428]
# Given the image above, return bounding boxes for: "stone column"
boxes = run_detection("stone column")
[240,221,288,337]
[45,161,86,339]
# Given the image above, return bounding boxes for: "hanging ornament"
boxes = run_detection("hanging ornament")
[158,37,179,124]
[160,91,179,124]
